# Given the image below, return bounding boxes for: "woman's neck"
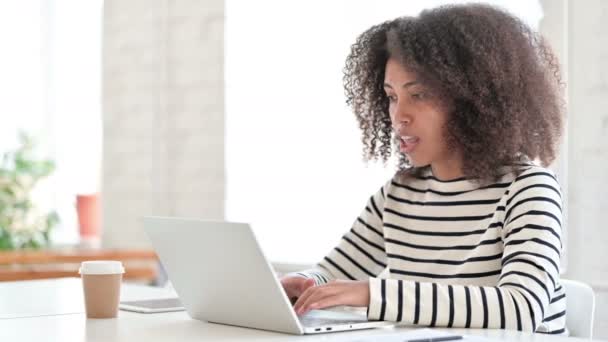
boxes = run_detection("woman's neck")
[430,155,465,181]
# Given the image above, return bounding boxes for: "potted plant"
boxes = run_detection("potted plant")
[0,132,59,250]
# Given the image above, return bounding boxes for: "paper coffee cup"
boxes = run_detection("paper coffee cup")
[79,261,125,318]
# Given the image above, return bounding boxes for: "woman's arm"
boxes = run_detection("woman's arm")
[367,171,563,332]
[292,182,390,284]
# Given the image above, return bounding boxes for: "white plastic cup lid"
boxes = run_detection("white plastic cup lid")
[78,260,125,275]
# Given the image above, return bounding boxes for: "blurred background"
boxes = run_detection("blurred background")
[0,0,606,338]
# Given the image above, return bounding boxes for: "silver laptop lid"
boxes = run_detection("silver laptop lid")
[143,216,304,334]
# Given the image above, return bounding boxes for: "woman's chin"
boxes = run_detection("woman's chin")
[400,150,428,168]
[407,156,427,168]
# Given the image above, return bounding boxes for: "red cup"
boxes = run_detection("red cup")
[76,193,101,238]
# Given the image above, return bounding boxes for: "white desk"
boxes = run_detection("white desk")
[0,278,602,342]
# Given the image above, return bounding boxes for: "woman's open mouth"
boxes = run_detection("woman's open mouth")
[399,136,420,153]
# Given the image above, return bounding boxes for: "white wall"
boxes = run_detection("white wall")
[562,0,608,338]
[539,0,569,271]
[102,0,225,248]
[541,1,608,338]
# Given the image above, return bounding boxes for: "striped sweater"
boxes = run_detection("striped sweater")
[297,164,566,334]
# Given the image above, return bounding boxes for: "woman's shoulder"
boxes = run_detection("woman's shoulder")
[509,162,560,187]
[504,162,562,200]
[384,162,560,191]
[383,163,561,197]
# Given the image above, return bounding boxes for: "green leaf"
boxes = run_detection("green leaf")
[0,227,15,250]
[0,131,59,250]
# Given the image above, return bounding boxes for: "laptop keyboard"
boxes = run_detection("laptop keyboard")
[298,310,368,327]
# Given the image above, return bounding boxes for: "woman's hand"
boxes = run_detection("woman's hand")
[280,276,316,304]
[293,279,370,315]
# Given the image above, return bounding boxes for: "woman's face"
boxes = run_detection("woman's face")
[384,58,458,170]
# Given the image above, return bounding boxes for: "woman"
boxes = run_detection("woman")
[281,3,566,334]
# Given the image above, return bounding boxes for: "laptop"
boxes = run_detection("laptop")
[142,216,393,334]
[120,297,184,313]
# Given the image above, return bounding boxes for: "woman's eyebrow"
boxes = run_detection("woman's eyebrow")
[383,81,419,89]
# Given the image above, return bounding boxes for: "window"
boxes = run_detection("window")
[0,1,102,245]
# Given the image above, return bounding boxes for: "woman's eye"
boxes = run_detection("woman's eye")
[387,95,397,102]
[411,92,426,100]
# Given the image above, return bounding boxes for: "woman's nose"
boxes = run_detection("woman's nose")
[393,112,412,127]
[390,100,414,128]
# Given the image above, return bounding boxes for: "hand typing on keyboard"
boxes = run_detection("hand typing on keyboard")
[280,276,316,305]
[292,280,370,316]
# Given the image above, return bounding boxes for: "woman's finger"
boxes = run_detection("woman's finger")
[281,277,308,298]
[305,292,347,312]
[298,288,343,315]
[285,278,315,305]
[293,285,324,313]
[296,280,370,314]
[294,283,341,314]
[299,278,315,294]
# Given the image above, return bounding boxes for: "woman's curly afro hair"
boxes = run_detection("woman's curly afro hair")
[343,3,564,183]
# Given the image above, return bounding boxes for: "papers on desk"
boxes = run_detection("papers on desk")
[352,328,490,342]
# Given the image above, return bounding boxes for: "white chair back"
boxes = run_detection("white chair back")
[562,279,595,338]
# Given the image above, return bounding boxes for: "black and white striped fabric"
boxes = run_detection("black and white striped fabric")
[296,163,566,334]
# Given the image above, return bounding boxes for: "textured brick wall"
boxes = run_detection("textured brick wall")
[102,0,224,248]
